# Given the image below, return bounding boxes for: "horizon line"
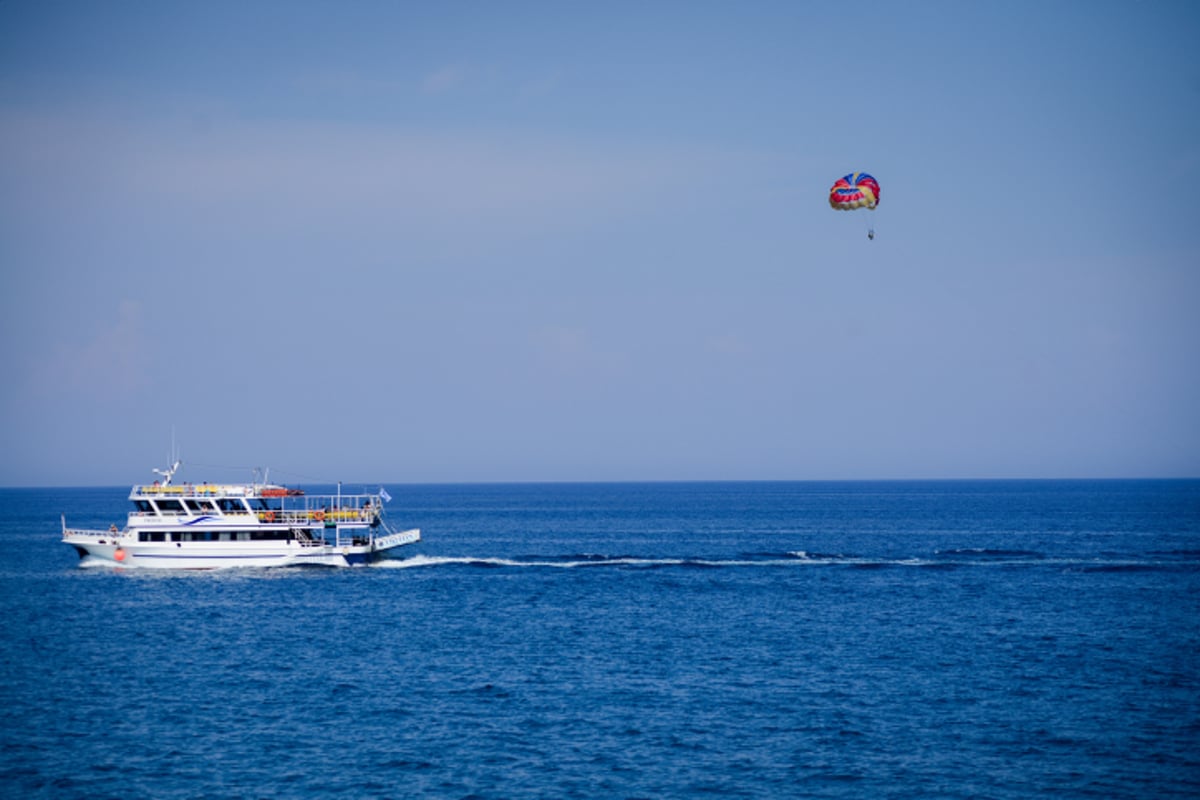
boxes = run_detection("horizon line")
[3,475,1198,490]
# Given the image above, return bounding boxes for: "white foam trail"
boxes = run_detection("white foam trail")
[374,555,670,569]
[372,551,1196,571]
[375,555,815,569]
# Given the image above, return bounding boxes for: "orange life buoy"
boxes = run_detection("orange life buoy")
[264,511,276,522]
[314,510,325,522]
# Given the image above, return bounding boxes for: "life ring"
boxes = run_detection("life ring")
[314,510,325,522]
[264,511,276,522]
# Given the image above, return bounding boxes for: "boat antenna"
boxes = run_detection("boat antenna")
[153,431,181,486]
[153,460,181,487]
[251,467,271,488]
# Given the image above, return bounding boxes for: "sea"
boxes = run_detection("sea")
[1,480,1198,799]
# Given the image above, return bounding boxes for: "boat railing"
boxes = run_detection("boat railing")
[61,526,125,541]
[134,484,250,497]
[254,508,379,525]
[124,508,378,522]
[132,485,384,507]
[133,484,305,498]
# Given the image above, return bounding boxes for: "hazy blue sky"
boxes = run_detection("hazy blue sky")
[2,1,1198,486]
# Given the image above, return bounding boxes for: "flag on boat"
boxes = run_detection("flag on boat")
[380,487,392,503]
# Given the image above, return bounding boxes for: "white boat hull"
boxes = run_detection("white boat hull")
[63,528,421,569]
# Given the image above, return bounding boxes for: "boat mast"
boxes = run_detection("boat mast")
[153,460,180,487]
[153,432,181,486]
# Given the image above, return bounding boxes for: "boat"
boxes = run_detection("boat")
[61,461,420,568]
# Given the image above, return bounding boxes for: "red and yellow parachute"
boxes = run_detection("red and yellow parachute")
[829,172,880,210]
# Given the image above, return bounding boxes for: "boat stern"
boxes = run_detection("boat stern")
[370,528,421,560]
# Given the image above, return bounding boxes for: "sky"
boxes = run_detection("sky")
[1,1,1198,486]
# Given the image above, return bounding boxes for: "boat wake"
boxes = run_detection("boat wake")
[373,551,1200,572]
[373,554,757,570]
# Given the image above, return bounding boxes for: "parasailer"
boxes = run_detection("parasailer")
[829,172,880,240]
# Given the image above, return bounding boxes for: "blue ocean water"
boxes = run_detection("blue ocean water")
[1,480,1198,799]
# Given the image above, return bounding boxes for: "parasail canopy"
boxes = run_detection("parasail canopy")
[829,172,880,211]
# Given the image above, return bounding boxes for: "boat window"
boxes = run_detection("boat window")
[184,499,216,512]
[216,498,249,513]
[162,530,260,542]
[155,499,185,513]
[172,531,222,542]
[249,529,291,541]
[135,500,153,513]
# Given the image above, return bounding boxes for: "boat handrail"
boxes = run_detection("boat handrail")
[122,507,381,524]
[135,484,247,497]
[253,509,378,524]
[62,526,126,540]
[132,485,385,504]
